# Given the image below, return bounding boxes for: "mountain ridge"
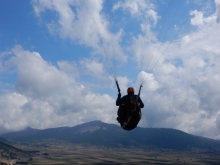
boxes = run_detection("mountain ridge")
[0,137,23,153]
[1,121,220,151]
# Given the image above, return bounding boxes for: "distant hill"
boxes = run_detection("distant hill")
[1,121,220,150]
[0,137,9,143]
[0,137,22,152]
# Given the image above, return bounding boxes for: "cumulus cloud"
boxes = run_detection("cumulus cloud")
[32,0,126,62]
[113,0,158,41]
[79,58,106,80]
[6,46,70,99]
[57,60,79,78]
[130,1,220,139]
[136,71,159,92]
[190,9,217,27]
[115,76,131,94]
[0,45,117,134]
[190,10,204,26]
[113,0,155,19]
[0,93,28,133]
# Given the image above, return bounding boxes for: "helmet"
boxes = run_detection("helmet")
[127,87,134,93]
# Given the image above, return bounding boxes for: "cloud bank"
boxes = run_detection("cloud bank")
[0,45,116,134]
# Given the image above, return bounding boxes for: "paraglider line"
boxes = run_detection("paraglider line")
[85,0,117,82]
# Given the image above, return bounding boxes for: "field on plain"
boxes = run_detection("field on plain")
[13,140,219,165]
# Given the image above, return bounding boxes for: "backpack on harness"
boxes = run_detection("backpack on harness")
[126,95,139,112]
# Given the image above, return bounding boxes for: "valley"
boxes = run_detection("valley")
[1,139,220,165]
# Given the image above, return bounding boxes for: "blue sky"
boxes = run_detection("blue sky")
[1,0,220,139]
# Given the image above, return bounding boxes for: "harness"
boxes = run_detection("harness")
[116,82,143,131]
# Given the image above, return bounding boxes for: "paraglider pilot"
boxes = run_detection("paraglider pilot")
[116,87,144,130]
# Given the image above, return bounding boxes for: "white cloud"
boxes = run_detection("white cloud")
[0,45,117,134]
[6,45,70,99]
[146,9,159,25]
[190,9,217,27]
[190,10,204,26]
[0,93,28,133]
[57,60,79,78]
[113,0,155,19]
[32,0,126,63]
[115,76,131,95]
[131,34,164,70]
[113,0,158,41]
[130,1,220,139]
[79,59,106,80]
[137,71,159,92]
